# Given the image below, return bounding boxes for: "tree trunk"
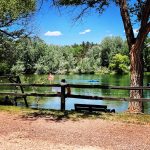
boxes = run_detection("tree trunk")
[128,44,144,113]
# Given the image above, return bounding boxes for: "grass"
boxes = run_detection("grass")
[0,105,150,125]
[101,113,150,125]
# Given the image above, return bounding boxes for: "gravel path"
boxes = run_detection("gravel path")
[0,112,150,150]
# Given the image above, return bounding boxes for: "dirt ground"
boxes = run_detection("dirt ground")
[0,112,150,150]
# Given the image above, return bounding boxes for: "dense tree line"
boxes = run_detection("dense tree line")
[0,35,149,75]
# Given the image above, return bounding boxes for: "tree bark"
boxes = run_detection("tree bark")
[118,0,150,113]
[128,43,144,113]
[118,0,143,113]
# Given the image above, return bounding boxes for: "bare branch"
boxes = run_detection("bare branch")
[74,6,90,22]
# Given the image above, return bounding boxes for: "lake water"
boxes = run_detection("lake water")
[1,74,150,113]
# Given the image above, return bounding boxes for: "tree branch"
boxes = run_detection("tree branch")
[118,0,135,48]
[74,6,90,22]
[134,0,150,51]
[0,18,16,28]
[135,21,150,50]
[0,29,15,38]
[141,0,150,27]
[0,28,26,39]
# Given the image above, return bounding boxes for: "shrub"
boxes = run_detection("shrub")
[109,54,129,74]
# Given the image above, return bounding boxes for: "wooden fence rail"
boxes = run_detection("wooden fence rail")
[0,83,150,90]
[0,83,150,111]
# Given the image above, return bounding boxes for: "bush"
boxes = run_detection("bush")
[109,54,129,74]
[11,61,25,74]
[0,62,10,75]
[34,63,49,74]
[95,67,110,74]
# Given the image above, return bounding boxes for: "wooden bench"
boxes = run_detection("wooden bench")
[74,104,108,112]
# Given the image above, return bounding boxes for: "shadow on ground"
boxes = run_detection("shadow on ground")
[21,108,105,122]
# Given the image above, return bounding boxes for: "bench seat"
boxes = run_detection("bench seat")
[75,104,108,112]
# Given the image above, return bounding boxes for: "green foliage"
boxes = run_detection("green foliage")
[0,62,10,74]
[0,0,36,38]
[0,35,17,74]
[0,0,36,75]
[1,35,149,75]
[11,61,25,75]
[77,58,94,74]
[100,36,128,67]
[14,37,47,74]
[109,54,129,74]
[55,0,110,14]
[0,0,35,17]
[95,67,110,74]
[143,37,150,72]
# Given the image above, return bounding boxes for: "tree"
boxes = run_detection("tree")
[0,0,36,38]
[143,37,150,72]
[100,37,111,67]
[0,35,16,74]
[53,0,150,113]
[0,0,36,75]
[99,36,126,67]
[109,54,129,74]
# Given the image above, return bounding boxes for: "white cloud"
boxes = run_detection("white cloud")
[44,31,62,36]
[79,29,91,35]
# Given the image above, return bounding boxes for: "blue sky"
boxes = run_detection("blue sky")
[33,1,137,46]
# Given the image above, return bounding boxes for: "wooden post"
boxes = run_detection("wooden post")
[16,76,28,107]
[13,97,17,106]
[61,84,66,111]
[7,75,28,107]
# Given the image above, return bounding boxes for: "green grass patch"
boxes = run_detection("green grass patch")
[0,105,37,114]
[0,106,150,125]
[101,113,150,125]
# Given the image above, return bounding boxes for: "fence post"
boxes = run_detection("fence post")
[16,76,28,107]
[61,84,66,111]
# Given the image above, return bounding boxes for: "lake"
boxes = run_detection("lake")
[1,74,150,113]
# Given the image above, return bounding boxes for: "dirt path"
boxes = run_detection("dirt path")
[0,112,150,150]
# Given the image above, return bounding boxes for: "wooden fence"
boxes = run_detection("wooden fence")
[0,82,150,111]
